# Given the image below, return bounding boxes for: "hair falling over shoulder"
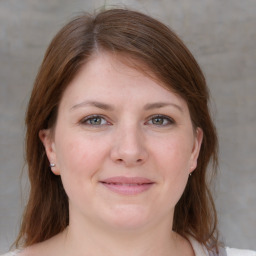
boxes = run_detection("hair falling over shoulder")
[15,8,219,252]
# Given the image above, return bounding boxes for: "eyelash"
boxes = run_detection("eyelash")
[80,115,110,126]
[146,115,175,126]
[80,114,175,127]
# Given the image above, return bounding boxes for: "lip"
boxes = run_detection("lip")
[100,176,155,195]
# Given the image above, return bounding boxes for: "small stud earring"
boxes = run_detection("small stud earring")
[49,163,56,168]
[189,172,192,177]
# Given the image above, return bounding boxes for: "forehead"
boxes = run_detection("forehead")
[58,52,188,112]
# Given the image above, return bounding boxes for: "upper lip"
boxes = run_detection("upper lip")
[100,176,154,185]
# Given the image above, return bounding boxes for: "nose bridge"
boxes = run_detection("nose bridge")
[111,119,147,166]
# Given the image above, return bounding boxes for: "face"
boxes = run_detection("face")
[40,53,203,232]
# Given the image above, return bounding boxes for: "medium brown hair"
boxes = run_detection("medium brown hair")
[16,8,219,251]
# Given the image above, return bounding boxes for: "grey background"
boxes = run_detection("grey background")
[0,0,255,253]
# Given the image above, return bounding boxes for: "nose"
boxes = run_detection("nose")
[110,123,148,167]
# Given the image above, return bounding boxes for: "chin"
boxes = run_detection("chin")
[101,204,152,231]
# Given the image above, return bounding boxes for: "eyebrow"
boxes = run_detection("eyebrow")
[70,100,183,112]
[70,101,115,111]
[143,102,183,112]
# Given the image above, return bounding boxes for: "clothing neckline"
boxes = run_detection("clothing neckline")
[10,237,209,256]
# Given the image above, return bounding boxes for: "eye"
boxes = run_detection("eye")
[146,115,175,126]
[80,115,109,126]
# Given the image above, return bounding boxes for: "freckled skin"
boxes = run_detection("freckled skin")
[41,52,203,234]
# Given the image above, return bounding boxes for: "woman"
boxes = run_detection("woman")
[2,8,255,256]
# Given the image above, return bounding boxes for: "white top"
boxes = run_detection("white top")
[2,240,256,256]
[190,238,256,256]
[1,252,21,256]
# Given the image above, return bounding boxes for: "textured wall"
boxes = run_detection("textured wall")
[0,0,255,253]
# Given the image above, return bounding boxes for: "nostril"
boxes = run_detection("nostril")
[115,158,144,165]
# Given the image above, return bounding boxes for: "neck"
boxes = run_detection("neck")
[59,215,192,256]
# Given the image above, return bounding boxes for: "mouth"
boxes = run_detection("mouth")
[100,176,155,195]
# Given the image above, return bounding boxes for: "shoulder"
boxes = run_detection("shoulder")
[0,250,21,256]
[188,236,256,256]
[226,247,256,256]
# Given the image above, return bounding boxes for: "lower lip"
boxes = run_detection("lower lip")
[101,182,154,195]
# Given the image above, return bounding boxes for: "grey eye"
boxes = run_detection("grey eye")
[148,115,175,126]
[89,116,103,125]
[152,116,165,125]
[81,115,108,126]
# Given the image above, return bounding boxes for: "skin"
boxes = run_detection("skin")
[31,52,203,256]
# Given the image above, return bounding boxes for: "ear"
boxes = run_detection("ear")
[39,129,60,175]
[189,127,203,173]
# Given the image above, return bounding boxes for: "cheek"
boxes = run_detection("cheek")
[54,134,107,200]
[154,135,193,174]
[57,140,87,171]
[152,136,193,201]
[55,134,106,180]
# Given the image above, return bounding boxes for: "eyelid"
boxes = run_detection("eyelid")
[145,114,175,126]
[80,114,112,126]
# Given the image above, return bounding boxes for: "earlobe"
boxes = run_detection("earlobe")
[39,129,60,175]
